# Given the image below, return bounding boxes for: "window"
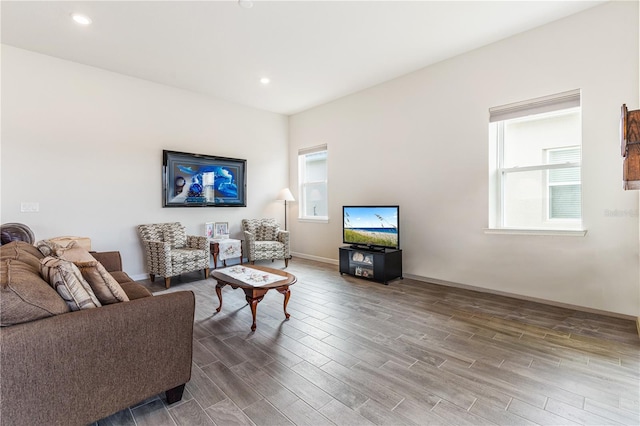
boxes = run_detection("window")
[489,89,582,231]
[298,144,328,221]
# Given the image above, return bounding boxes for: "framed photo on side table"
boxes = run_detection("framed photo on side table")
[205,222,215,239]
[214,222,229,238]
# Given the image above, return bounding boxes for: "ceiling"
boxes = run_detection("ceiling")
[1,1,606,115]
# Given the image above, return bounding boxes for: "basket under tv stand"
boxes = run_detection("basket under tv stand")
[339,245,403,284]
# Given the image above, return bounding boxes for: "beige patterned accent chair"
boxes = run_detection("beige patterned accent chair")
[242,218,290,268]
[138,222,210,288]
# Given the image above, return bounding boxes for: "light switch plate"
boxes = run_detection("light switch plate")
[20,202,39,212]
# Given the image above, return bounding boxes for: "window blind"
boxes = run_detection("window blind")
[489,89,581,123]
[550,185,581,219]
[298,144,327,156]
[549,147,581,219]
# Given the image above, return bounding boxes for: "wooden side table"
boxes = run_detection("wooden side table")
[210,239,243,269]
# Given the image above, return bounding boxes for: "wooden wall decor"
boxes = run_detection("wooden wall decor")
[621,104,640,190]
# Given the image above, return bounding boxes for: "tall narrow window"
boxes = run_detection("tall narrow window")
[298,144,328,221]
[489,89,582,230]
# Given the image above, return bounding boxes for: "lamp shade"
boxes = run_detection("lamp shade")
[277,188,295,202]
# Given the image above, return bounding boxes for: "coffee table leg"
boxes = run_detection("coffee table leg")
[277,286,291,319]
[215,282,226,312]
[243,289,267,331]
[247,297,259,331]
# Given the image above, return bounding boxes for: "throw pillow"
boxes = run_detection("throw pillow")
[163,224,187,248]
[40,256,102,311]
[258,224,279,241]
[0,241,44,274]
[35,239,71,257]
[55,242,129,305]
[52,240,94,261]
[75,261,130,305]
[0,259,70,326]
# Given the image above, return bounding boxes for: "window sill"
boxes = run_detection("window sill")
[484,228,587,237]
[298,217,329,224]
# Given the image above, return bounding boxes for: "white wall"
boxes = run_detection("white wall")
[288,1,640,316]
[1,45,289,279]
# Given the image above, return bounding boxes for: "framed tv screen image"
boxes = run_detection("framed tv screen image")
[163,150,247,207]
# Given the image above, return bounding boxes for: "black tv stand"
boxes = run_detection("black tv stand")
[339,246,402,284]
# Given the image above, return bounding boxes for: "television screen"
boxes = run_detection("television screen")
[343,205,399,249]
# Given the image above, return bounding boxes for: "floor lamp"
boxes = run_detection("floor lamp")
[277,188,295,231]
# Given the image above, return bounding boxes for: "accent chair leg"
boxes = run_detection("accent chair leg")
[149,274,155,282]
[165,384,186,404]
[284,258,289,268]
[165,277,171,289]
[204,267,210,279]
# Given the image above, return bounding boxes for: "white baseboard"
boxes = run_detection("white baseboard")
[405,273,637,322]
[130,273,148,281]
[290,251,339,265]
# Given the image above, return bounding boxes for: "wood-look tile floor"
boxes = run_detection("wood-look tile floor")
[95,258,640,426]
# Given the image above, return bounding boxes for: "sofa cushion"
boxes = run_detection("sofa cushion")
[171,248,207,265]
[0,241,43,273]
[0,259,70,326]
[163,224,187,248]
[40,257,102,311]
[255,241,285,256]
[119,282,153,300]
[55,243,129,305]
[257,224,279,241]
[109,270,134,284]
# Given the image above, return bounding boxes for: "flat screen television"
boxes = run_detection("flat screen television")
[343,205,400,250]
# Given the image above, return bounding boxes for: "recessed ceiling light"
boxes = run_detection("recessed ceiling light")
[260,77,270,85]
[238,0,253,9]
[71,13,92,26]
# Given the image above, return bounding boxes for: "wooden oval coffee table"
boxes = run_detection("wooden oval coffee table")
[211,265,297,331]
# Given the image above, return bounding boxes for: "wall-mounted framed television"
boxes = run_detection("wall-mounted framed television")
[343,205,400,250]
[163,150,246,207]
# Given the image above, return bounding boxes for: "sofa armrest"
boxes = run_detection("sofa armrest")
[187,235,210,252]
[277,229,289,244]
[90,250,135,284]
[243,231,255,260]
[0,291,195,426]
[90,250,123,273]
[277,230,290,257]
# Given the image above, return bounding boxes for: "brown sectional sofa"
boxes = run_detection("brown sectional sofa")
[0,241,195,426]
